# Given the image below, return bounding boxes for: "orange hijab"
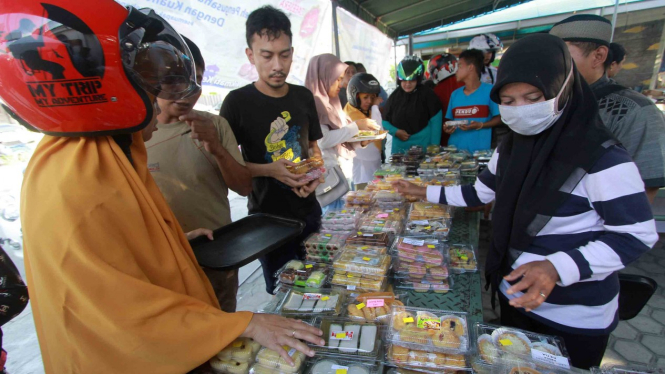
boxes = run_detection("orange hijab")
[21,132,252,374]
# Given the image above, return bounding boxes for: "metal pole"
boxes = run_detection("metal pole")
[610,0,620,42]
[394,38,398,82]
[408,34,414,55]
[332,0,341,58]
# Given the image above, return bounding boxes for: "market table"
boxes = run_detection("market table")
[402,203,484,325]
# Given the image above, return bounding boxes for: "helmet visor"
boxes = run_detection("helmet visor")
[120,7,200,100]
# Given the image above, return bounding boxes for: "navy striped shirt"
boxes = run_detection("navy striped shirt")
[426,145,657,335]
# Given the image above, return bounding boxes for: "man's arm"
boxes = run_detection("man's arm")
[464,115,502,130]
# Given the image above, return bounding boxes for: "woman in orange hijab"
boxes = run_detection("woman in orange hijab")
[0,2,322,373]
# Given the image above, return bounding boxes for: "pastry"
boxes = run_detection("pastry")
[338,324,361,353]
[361,304,377,321]
[441,316,466,336]
[390,345,410,362]
[431,283,449,293]
[400,325,429,344]
[494,331,531,356]
[306,271,326,288]
[408,350,428,364]
[412,282,430,292]
[433,352,447,366]
[531,342,562,356]
[478,334,500,364]
[393,311,415,330]
[315,294,339,312]
[209,357,249,374]
[282,292,303,310]
[276,353,303,373]
[347,304,365,320]
[285,260,304,270]
[359,324,377,353]
[429,266,448,280]
[445,354,466,367]
[256,348,280,368]
[298,298,317,311]
[311,359,337,374]
[432,330,461,349]
[216,338,254,361]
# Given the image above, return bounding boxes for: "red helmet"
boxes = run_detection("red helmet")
[0,0,200,136]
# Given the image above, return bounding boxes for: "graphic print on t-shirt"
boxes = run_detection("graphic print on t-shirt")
[264,110,302,163]
[453,105,490,119]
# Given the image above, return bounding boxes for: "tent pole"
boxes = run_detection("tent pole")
[332,0,341,58]
[408,34,414,55]
[610,0,620,42]
[394,38,398,82]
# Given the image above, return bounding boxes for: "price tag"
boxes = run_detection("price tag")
[461,255,469,261]
[403,238,425,246]
[532,350,571,369]
[363,234,374,237]
[305,264,313,269]
[403,317,414,323]
[232,341,243,348]
[357,231,362,235]
[321,296,330,301]
[499,339,513,346]
[394,208,400,211]
[362,257,371,261]
[332,365,349,373]
[377,213,389,218]
[425,226,431,230]
[341,210,347,213]
[347,285,356,290]
[361,246,369,250]
[411,220,429,225]
[303,293,322,300]
[325,234,332,237]
[356,303,366,310]
[282,346,297,357]
[331,331,354,341]
[427,245,436,249]
[366,299,385,307]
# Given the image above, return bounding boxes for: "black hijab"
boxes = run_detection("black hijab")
[384,82,442,135]
[484,34,617,302]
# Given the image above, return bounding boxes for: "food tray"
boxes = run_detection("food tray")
[345,231,394,248]
[344,191,374,205]
[391,238,447,266]
[344,292,406,324]
[332,249,391,276]
[276,288,345,317]
[408,202,453,220]
[394,259,450,280]
[308,317,382,360]
[304,233,349,257]
[366,208,407,221]
[449,244,479,273]
[275,260,332,289]
[474,322,570,369]
[386,343,469,371]
[321,209,361,232]
[357,217,403,235]
[251,346,306,374]
[388,306,469,354]
[190,214,304,270]
[210,337,262,374]
[393,277,453,293]
[331,271,388,292]
[307,358,379,374]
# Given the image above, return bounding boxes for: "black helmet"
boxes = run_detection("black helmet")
[397,55,424,81]
[347,73,380,108]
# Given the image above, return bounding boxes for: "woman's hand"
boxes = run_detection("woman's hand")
[241,314,324,366]
[504,260,560,312]
[292,176,325,199]
[392,180,427,198]
[395,129,410,141]
[460,121,484,131]
[185,228,214,241]
[355,118,380,131]
[372,96,384,106]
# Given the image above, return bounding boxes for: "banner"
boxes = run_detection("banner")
[336,6,394,87]
[115,0,332,93]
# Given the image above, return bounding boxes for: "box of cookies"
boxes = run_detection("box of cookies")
[474,323,570,370]
[357,216,404,235]
[321,209,362,232]
[388,306,469,354]
[249,346,306,374]
[449,244,479,273]
[385,343,472,371]
[304,233,349,258]
[393,260,450,281]
[307,317,382,361]
[408,202,453,221]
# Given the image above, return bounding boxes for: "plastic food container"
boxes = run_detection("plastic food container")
[474,322,570,369]
[344,292,406,324]
[345,231,394,248]
[449,244,479,273]
[344,191,374,205]
[332,249,391,276]
[490,360,576,374]
[357,217,403,235]
[387,368,473,374]
[274,260,332,289]
[321,209,361,232]
[251,346,307,374]
[308,317,382,360]
[387,306,469,354]
[210,337,262,374]
[386,343,469,371]
[409,202,453,220]
[286,157,324,174]
[276,288,345,317]
[304,233,349,258]
[444,120,469,128]
[307,358,379,374]
[331,271,388,292]
[391,237,447,267]
[394,260,450,280]
[450,152,471,162]
[393,277,453,293]
[404,219,452,238]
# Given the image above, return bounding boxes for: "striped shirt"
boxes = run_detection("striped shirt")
[426,145,657,335]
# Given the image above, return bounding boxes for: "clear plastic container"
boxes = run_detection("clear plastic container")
[331,271,388,293]
[409,202,453,220]
[332,249,391,276]
[210,337,263,374]
[595,365,665,374]
[321,209,362,231]
[374,164,407,178]
[304,233,349,254]
[306,253,335,264]
[474,322,570,369]
[357,217,403,235]
[307,358,379,374]
[448,244,479,273]
[308,317,382,360]
[386,343,469,371]
[345,231,394,248]
[393,277,452,293]
[490,360,576,374]
[366,207,407,221]
[387,368,473,374]
[251,346,307,374]
[393,260,450,280]
[276,288,345,317]
[274,261,332,289]
[344,292,406,324]
[387,306,469,354]
[391,237,447,267]
[444,120,469,129]
[344,191,374,205]
[286,157,324,175]
[404,218,452,238]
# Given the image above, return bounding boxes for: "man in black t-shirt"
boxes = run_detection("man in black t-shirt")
[220,5,323,293]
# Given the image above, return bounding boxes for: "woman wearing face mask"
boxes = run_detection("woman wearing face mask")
[383,56,443,154]
[393,34,657,369]
[305,54,379,212]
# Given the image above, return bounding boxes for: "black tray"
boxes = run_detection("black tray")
[189,214,305,270]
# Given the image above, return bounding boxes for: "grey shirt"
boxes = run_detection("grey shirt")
[591,75,665,187]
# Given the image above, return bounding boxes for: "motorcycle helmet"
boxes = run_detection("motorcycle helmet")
[469,33,503,64]
[347,73,380,109]
[0,0,200,136]
[428,53,459,85]
[397,55,424,82]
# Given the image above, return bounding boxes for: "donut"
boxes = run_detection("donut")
[392,311,415,330]
[209,357,249,374]
[432,330,461,349]
[347,304,365,320]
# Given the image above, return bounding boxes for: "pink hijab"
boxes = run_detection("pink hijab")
[305,53,355,159]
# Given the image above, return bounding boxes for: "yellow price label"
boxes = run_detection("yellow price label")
[342,210,347,213]
[321,296,330,301]
[499,339,513,346]
[325,234,332,237]
[305,264,313,269]
[461,255,469,261]
[335,332,347,339]
[347,273,355,278]
[361,246,368,250]
[403,317,414,323]
[425,226,431,230]
[357,232,362,235]
[395,208,400,211]
[427,245,435,249]
[356,303,366,310]
[362,257,371,261]
[336,370,348,374]
[232,341,243,348]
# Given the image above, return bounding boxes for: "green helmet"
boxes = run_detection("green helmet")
[397,55,424,81]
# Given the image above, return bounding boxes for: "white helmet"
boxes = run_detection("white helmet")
[469,33,503,52]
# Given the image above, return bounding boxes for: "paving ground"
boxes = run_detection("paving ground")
[4,201,665,372]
